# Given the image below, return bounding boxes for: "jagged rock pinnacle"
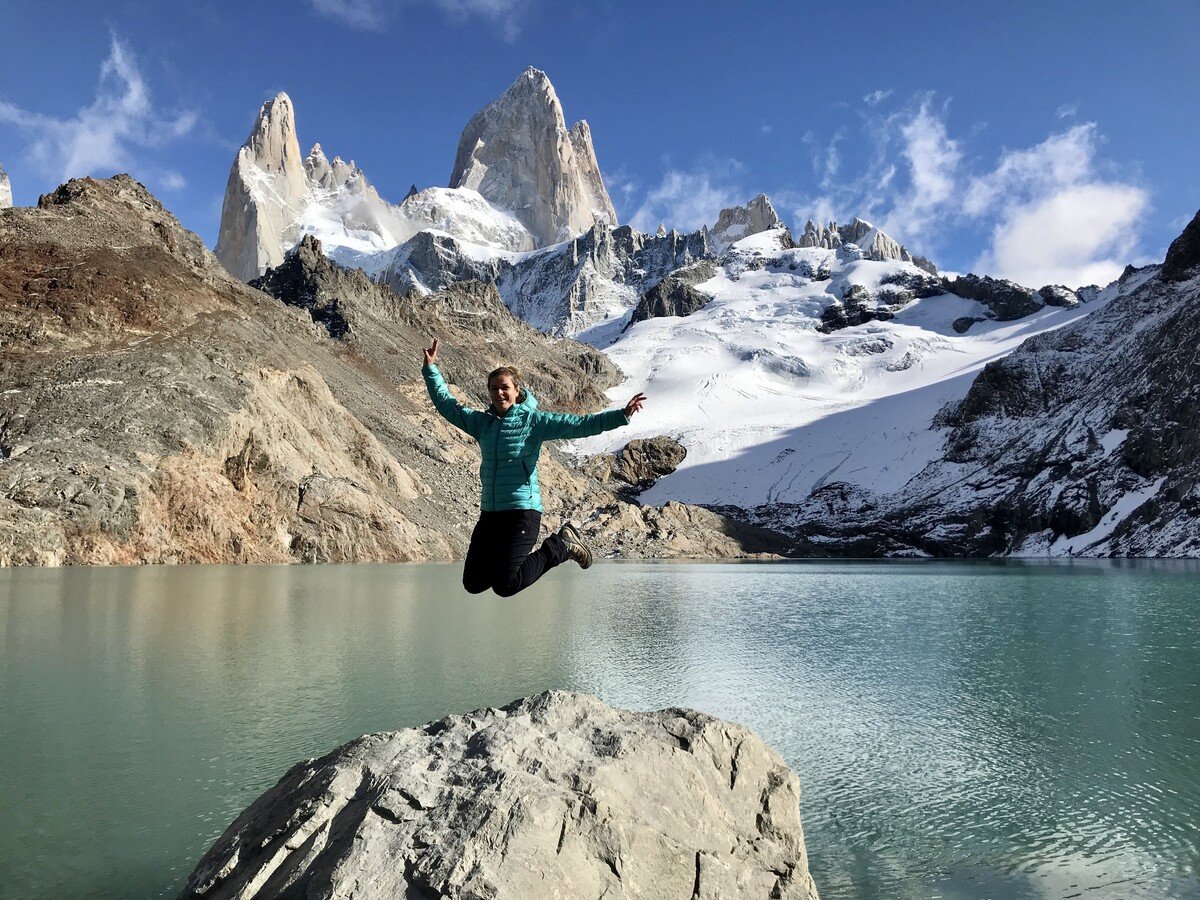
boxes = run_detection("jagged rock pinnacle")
[0,163,12,209]
[713,194,783,246]
[449,67,618,246]
[215,92,308,281]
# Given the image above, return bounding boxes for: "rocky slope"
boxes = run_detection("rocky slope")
[0,176,786,566]
[181,691,820,900]
[752,210,1200,557]
[450,67,618,246]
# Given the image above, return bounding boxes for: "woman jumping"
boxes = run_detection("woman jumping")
[422,338,646,596]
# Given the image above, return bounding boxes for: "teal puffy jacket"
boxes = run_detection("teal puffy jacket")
[423,364,629,512]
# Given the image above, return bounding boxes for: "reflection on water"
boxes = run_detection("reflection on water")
[1,560,1198,898]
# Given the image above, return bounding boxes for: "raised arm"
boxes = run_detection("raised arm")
[421,339,486,438]
[532,393,646,441]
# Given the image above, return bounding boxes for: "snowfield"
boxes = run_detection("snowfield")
[568,230,1116,510]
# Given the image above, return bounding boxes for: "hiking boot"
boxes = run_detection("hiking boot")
[558,522,593,569]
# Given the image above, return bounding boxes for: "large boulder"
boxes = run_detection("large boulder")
[181,691,819,899]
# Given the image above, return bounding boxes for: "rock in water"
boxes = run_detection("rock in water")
[0,163,11,209]
[450,67,618,246]
[181,691,819,899]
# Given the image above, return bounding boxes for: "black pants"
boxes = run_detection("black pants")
[462,510,569,597]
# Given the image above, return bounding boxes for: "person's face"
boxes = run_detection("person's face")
[489,374,518,413]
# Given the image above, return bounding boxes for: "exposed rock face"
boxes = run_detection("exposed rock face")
[1036,284,1081,309]
[215,93,309,281]
[377,230,504,296]
[499,225,714,334]
[0,177,784,565]
[0,163,11,209]
[249,234,352,338]
[798,217,937,274]
[450,67,618,246]
[378,223,716,336]
[626,276,711,330]
[712,194,784,247]
[818,283,900,333]
[181,691,819,900]
[944,274,1043,327]
[215,95,533,284]
[755,212,1200,557]
[586,436,688,488]
[1161,205,1200,281]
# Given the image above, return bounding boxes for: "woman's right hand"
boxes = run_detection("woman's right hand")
[423,337,439,366]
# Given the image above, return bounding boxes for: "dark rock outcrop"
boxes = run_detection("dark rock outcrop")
[818,283,903,333]
[624,277,711,330]
[249,235,351,338]
[1161,207,1200,281]
[1036,284,1081,309]
[588,436,688,488]
[943,274,1043,322]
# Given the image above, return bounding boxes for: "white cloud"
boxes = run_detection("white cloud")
[974,184,1146,287]
[158,170,187,192]
[761,124,773,135]
[629,160,745,233]
[863,89,893,107]
[878,99,961,241]
[1056,102,1079,119]
[0,36,196,184]
[308,0,529,39]
[433,0,528,41]
[778,95,1147,287]
[966,125,1149,287]
[308,0,386,29]
[963,124,1097,217]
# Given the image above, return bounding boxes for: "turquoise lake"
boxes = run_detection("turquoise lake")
[1,560,1198,898]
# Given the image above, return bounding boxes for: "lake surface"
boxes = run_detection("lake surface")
[1,560,1198,899]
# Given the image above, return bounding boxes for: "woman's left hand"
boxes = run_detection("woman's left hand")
[623,393,647,417]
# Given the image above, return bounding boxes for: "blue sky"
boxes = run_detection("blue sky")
[1,0,1197,286]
